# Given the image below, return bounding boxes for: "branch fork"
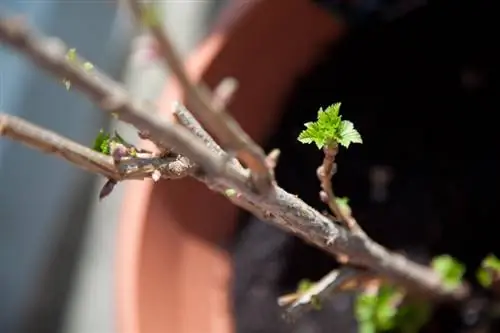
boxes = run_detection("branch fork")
[124,0,274,194]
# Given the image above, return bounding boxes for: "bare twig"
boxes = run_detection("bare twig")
[279,268,376,322]
[318,144,364,235]
[173,102,278,221]
[125,0,274,193]
[0,113,117,179]
[0,15,470,302]
[212,77,239,110]
[0,113,189,181]
[173,102,236,163]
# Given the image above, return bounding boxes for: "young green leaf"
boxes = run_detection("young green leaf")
[335,197,352,216]
[476,254,500,288]
[92,130,132,156]
[83,61,94,71]
[298,121,324,148]
[394,300,432,333]
[431,255,465,290]
[355,293,378,323]
[298,102,362,149]
[477,269,492,288]
[66,48,77,62]
[358,321,377,333]
[481,254,500,270]
[224,188,237,197]
[297,279,314,293]
[355,285,400,333]
[295,279,323,310]
[62,47,76,89]
[356,282,433,333]
[92,129,111,155]
[310,295,322,310]
[374,286,399,331]
[338,120,363,148]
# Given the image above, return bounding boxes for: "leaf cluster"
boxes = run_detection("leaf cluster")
[355,284,431,333]
[354,254,500,333]
[298,103,363,149]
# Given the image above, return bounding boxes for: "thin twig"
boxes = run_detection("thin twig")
[125,0,274,193]
[173,102,235,162]
[279,268,376,322]
[318,144,364,235]
[0,15,470,302]
[211,77,239,110]
[0,113,188,181]
[173,102,277,220]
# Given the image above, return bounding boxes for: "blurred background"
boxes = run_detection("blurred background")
[0,1,226,332]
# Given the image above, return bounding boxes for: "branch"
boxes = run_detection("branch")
[0,14,469,303]
[318,144,364,235]
[173,102,280,222]
[0,15,253,190]
[0,113,189,181]
[124,0,274,193]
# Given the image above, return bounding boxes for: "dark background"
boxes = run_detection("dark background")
[232,1,500,332]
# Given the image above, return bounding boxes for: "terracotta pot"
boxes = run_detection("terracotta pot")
[115,1,344,332]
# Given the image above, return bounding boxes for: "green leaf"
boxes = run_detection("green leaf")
[297,279,314,293]
[395,300,433,333]
[431,255,465,290]
[65,48,93,72]
[355,288,396,333]
[317,103,342,132]
[83,62,94,71]
[93,129,111,155]
[297,102,362,150]
[129,147,138,157]
[224,188,237,197]
[476,254,500,287]
[356,283,433,333]
[477,269,493,288]
[355,284,432,333]
[335,196,349,206]
[287,279,323,311]
[355,293,378,322]
[335,197,352,216]
[63,49,92,90]
[338,120,363,148]
[482,254,500,270]
[298,121,324,148]
[66,48,77,62]
[92,130,132,157]
[62,48,76,89]
[374,286,399,331]
[310,295,322,310]
[358,321,376,333]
